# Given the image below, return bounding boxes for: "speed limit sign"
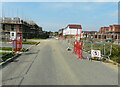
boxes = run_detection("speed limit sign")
[91,50,101,57]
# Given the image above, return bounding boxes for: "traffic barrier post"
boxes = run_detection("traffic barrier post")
[77,42,83,59]
[75,40,78,55]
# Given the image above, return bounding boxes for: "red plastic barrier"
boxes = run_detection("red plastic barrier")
[75,41,78,55]
[77,42,83,59]
[73,40,78,54]
[72,27,83,60]
[12,26,22,53]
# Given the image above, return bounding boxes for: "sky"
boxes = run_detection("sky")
[1,2,118,32]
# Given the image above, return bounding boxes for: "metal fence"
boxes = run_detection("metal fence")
[61,38,120,63]
[83,41,112,59]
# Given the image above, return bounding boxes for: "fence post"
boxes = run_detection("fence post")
[104,43,106,56]
[110,44,112,56]
[91,41,93,50]
[91,41,93,58]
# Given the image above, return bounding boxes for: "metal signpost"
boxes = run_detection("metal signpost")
[10,32,16,53]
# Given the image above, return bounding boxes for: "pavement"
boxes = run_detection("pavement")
[0,42,34,49]
[1,39,118,85]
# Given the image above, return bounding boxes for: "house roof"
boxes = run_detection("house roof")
[104,27,109,29]
[109,25,113,29]
[67,24,82,29]
[113,25,120,29]
[83,31,97,33]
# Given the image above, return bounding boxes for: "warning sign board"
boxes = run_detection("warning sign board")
[10,32,16,40]
[91,50,101,57]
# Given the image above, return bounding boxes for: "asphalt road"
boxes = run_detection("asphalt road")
[2,39,118,85]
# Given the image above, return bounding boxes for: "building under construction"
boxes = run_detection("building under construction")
[0,17,43,41]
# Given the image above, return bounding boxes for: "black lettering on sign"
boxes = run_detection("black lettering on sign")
[94,51,97,56]
[12,33,14,36]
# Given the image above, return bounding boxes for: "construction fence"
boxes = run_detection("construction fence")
[61,38,120,63]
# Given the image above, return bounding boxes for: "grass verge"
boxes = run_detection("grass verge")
[1,52,16,61]
[22,41,37,45]
[0,47,12,51]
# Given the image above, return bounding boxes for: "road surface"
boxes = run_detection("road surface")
[2,39,118,85]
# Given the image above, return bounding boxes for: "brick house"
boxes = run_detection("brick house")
[106,25,120,40]
[93,25,120,40]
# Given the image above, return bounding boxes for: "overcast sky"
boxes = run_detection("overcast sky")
[1,2,118,32]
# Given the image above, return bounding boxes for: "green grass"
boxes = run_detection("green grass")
[1,41,10,42]
[20,48,27,52]
[2,53,16,61]
[22,41,37,45]
[0,52,9,57]
[2,52,9,55]
[72,41,120,63]
[111,57,120,64]
[0,48,27,62]
[0,47,27,52]
[83,43,120,63]
[0,47,12,51]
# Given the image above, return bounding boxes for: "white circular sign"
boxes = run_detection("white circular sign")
[91,50,101,57]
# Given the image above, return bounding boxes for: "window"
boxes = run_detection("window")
[11,28,14,31]
[11,25,14,31]
[3,25,5,30]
